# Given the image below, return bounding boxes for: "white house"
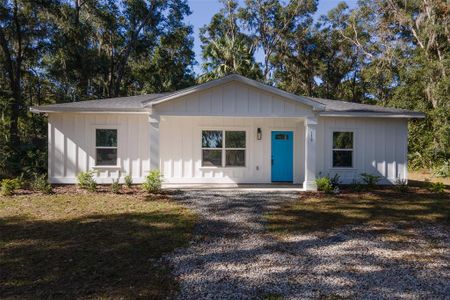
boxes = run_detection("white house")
[31,74,424,190]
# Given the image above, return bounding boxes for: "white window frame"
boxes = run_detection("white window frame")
[95,127,119,167]
[331,131,354,169]
[201,129,247,168]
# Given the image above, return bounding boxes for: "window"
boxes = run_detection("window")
[332,131,353,168]
[96,129,118,166]
[275,133,289,140]
[202,130,246,167]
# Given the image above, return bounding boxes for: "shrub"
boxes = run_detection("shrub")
[433,161,449,178]
[349,180,364,192]
[330,173,341,188]
[111,178,121,194]
[142,170,163,193]
[360,173,381,188]
[32,174,53,194]
[315,177,333,193]
[394,178,408,193]
[124,175,133,188]
[428,182,445,193]
[1,179,18,196]
[13,174,25,189]
[77,171,97,192]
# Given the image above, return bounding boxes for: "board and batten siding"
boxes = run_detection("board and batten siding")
[316,117,408,184]
[48,113,150,184]
[154,81,316,117]
[159,116,306,184]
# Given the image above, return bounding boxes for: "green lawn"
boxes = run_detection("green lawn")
[0,192,197,299]
[267,187,449,236]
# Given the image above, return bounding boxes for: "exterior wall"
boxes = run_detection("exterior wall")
[48,113,150,184]
[316,117,409,184]
[159,116,305,184]
[155,81,315,118]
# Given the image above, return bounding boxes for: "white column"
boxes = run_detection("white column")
[303,116,318,191]
[149,111,160,170]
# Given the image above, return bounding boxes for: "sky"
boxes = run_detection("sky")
[185,0,358,74]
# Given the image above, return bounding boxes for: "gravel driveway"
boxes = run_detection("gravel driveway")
[165,190,450,299]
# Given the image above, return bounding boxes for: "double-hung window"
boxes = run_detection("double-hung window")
[202,130,246,167]
[96,129,118,166]
[332,131,353,168]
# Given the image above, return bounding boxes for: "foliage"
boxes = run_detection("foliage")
[199,0,262,81]
[32,174,53,194]
[316,173,340,193]
[428,182,445,194]
[329,173,341,188]
[349,180,365,193]
[394,178,409,193]
[0,0,195,177]
[433,161,449,178]
[76,171,97,192]
[124,175,133,188]
[360,173,381,188]
[1,178,20,196]
[142,170,163,193]
[315,177,333,193]
[111,178,121,194]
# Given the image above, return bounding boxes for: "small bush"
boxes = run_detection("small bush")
[111,178,121,194]
[1,179,18,196]
[32,174,53,194]
[124,175,133,188]
[394,178,408,193]
[77,171,97,192]
[428,182,445,193]
[142,170,163,193]
[349,180,364,192]
[330,173,341,188]
[360,173,381,188]
[433,161,449,178]
[316,177,333,193]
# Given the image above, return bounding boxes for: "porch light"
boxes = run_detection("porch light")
[257,128,262,140]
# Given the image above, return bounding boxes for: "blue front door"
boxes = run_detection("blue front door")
[271,131,293,182]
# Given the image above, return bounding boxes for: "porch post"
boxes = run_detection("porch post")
[303,116,318,191]
[149,110,160,170]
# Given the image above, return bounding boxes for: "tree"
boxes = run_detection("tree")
[0,0,196,177]
[0,0,53,176]
[241,0,317,82]
[199,0,262,81]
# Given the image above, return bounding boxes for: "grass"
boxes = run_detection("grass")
[266,187,449,236]
[0,192,197,299]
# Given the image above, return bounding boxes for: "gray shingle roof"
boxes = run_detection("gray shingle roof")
[30,75,424,118]
[30,94,167,112]
[305,97,424,116]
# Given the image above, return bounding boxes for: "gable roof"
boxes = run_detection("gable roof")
[30,74,425,118]
[142,74,326,111]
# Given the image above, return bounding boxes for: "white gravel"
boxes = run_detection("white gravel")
[164,190,450,299]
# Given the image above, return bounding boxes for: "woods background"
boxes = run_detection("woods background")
[0,0,448,179]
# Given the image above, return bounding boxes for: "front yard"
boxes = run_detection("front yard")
[0,183,448,299]
[267,187,449,235]
[0,189,197,299]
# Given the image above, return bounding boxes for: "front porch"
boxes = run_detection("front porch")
[162,182,305,192]
[152,115,319,191]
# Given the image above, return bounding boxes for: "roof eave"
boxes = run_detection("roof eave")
[30,107,149,114]
[319,111,426,118]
